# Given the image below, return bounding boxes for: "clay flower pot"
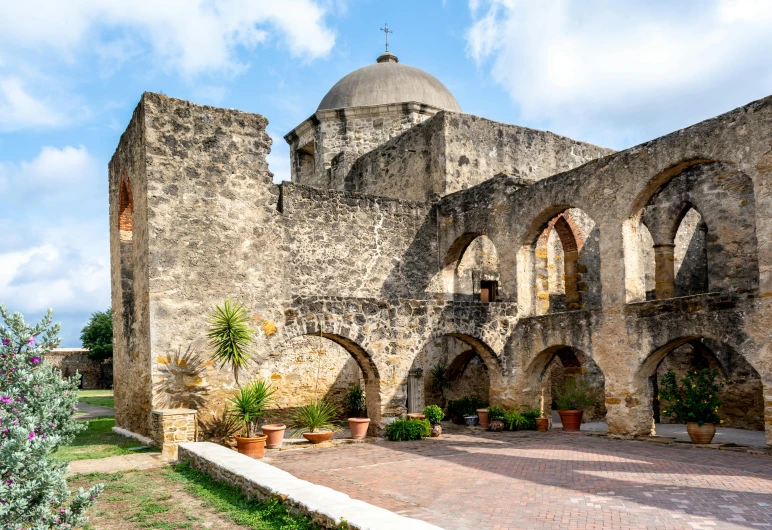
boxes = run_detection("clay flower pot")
[535,418,549,432]
[489,420,504,432]
[558,409,583,432]
[234,434,268,459]
[348,418,370,440]
[302,430,334,444]
[261,424,286,449]
[686,422,716,444]
[476,408,489,429]
[464,415,478,427]
[430,423,442,437]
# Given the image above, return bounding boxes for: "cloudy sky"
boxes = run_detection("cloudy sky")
[1,0,770,346]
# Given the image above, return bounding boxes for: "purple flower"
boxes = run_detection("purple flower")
[30,357,41,365]
[0,396,10,404]
[27,337,35,345]
[1,338,8,346]
[27,432,35,440]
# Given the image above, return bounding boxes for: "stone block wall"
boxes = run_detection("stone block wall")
[46,348,108,389]
[152,408,198,460]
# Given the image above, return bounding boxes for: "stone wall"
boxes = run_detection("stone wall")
[46,348,108,389]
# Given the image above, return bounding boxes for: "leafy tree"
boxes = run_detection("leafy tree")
[659,368,724,426]
[79,309,113,362]
[0,305,102,529]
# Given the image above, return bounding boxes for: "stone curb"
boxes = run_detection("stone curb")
[179,442,444,530]
[112,426,155,447]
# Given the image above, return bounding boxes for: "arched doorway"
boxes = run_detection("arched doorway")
[442,233,501,302]
[639,337,764,437]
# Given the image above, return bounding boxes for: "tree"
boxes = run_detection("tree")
[0,305,102,529]
[80,309,113,362]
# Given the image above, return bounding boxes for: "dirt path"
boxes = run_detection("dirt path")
[67,453,165,477]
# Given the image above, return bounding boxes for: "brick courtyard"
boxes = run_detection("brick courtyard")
[265,426,772,530]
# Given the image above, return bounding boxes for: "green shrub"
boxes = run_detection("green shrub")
[423,405,445,424]
[487,405,505,422]
[553,378,597,411]
[290,400,339,436]
[386,418,431,441]
[520,406,540,429]
[345,385,367,418]
[658,369,724,426]
[429,362,451,408]
[502,409,530,431]
[447,396,488,421]
[227,379,275,438]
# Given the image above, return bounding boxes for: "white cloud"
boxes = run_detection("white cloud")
[0,145,108,345]
[466,0,772,148]
[0,0,336,77]
[0,77,68,131]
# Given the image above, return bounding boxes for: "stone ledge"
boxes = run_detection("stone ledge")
[112,426,155,447]
[179,442,443,530]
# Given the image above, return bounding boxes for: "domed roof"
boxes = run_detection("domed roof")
[317,52,461,112]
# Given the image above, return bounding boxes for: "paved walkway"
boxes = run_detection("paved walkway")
[265,425,772,530]
[75,403,115,420]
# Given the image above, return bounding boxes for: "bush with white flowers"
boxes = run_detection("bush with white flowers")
[0,305,102,529]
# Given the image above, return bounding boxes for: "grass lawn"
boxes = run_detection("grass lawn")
[78,389,115,408]
[71,463,319,530]
[54,417,156,462]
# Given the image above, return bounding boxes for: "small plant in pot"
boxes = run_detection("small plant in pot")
[429,361,452,409]
[228,379,275,458]
[553,378,596,432]
[487,406,505,432]
[346,385,370,440]
[291,399,339,444]
[386,418,431,441]
[423,404,445,437]
[658,368,724,444]
[535,411,549,432]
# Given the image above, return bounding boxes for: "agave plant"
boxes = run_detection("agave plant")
[291,400,339,436]
[429,361,451,408]
[207,299,254,386]
[228,379,275,438]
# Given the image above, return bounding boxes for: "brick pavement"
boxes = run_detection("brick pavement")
[264,426,772,530]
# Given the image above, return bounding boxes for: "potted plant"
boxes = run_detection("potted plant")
[447,396,488,424]
[553,378,596,432]
[658,368,724,444]
[487,406,505,432]
[476,407,490,429]
[291,400,339,444]
[535,411,549,432]
[261,423,286,449]
[423,404,445,437]
[228,379,274,458]
[429,361,451,409]
[346,385,370,440]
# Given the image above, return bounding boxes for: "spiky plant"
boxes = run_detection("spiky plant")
[429,361,451,409]
[290,400,339,436]
[227,379,275,438]
[207,299,254,386]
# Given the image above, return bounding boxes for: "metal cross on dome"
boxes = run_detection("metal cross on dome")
[380,23,393,52]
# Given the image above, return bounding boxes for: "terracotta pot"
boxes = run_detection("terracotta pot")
[234,434,268,459]
[558,409,583,432]
[431,423,442,437]
[464,415,478,427]
[406,413,426,420]
[476,408,489,429]
[489,420,504,432]
[302,430,334,444]
[348,418,370,440]
[261,424,286,449]
[686,422,716,444]
[535,418,549,432]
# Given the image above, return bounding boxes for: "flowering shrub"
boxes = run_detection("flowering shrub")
[0,305,102,529]
[658,368,724,426]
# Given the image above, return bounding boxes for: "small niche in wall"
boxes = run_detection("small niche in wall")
[479,280,498,303]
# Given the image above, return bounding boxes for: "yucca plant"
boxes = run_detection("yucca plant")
[345,385,367,418]
[207,299,254,386]
[429,361,451,409]
[290,400,339,436]
[227,379,275,438]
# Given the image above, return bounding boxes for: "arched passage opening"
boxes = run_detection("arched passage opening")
[625,161,758,302]
[637,337,764,437]
[414,333,501,414]
[118,177,134,352]
[442,233,501,302]
[519,208,600,315]
[258,331,382,432]
[525,345,606,424]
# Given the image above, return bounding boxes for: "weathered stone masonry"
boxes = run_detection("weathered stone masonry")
[111,84,772,446]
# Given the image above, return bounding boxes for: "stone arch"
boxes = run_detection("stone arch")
[625,160,758,301]
[518,207,601,315]
[442,233,500,302]
[635,336,765,434]
[523,344,607,421]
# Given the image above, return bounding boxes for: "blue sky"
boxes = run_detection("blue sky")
[1,0,771,346]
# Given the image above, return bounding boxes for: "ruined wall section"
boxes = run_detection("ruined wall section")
[346,111,614,202]
[109,99,152,435]
[280,184,435,299]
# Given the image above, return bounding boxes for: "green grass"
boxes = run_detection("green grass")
[53,417,156,462]
[165,462,319,529]
[78,389,115,409]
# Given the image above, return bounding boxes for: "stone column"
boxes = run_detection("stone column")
[151,408,198,460]
[564,249,581,310]
[653,244,676,299]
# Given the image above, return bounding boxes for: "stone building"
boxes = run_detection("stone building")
[109,47,772,444]
[46,348,110,390]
